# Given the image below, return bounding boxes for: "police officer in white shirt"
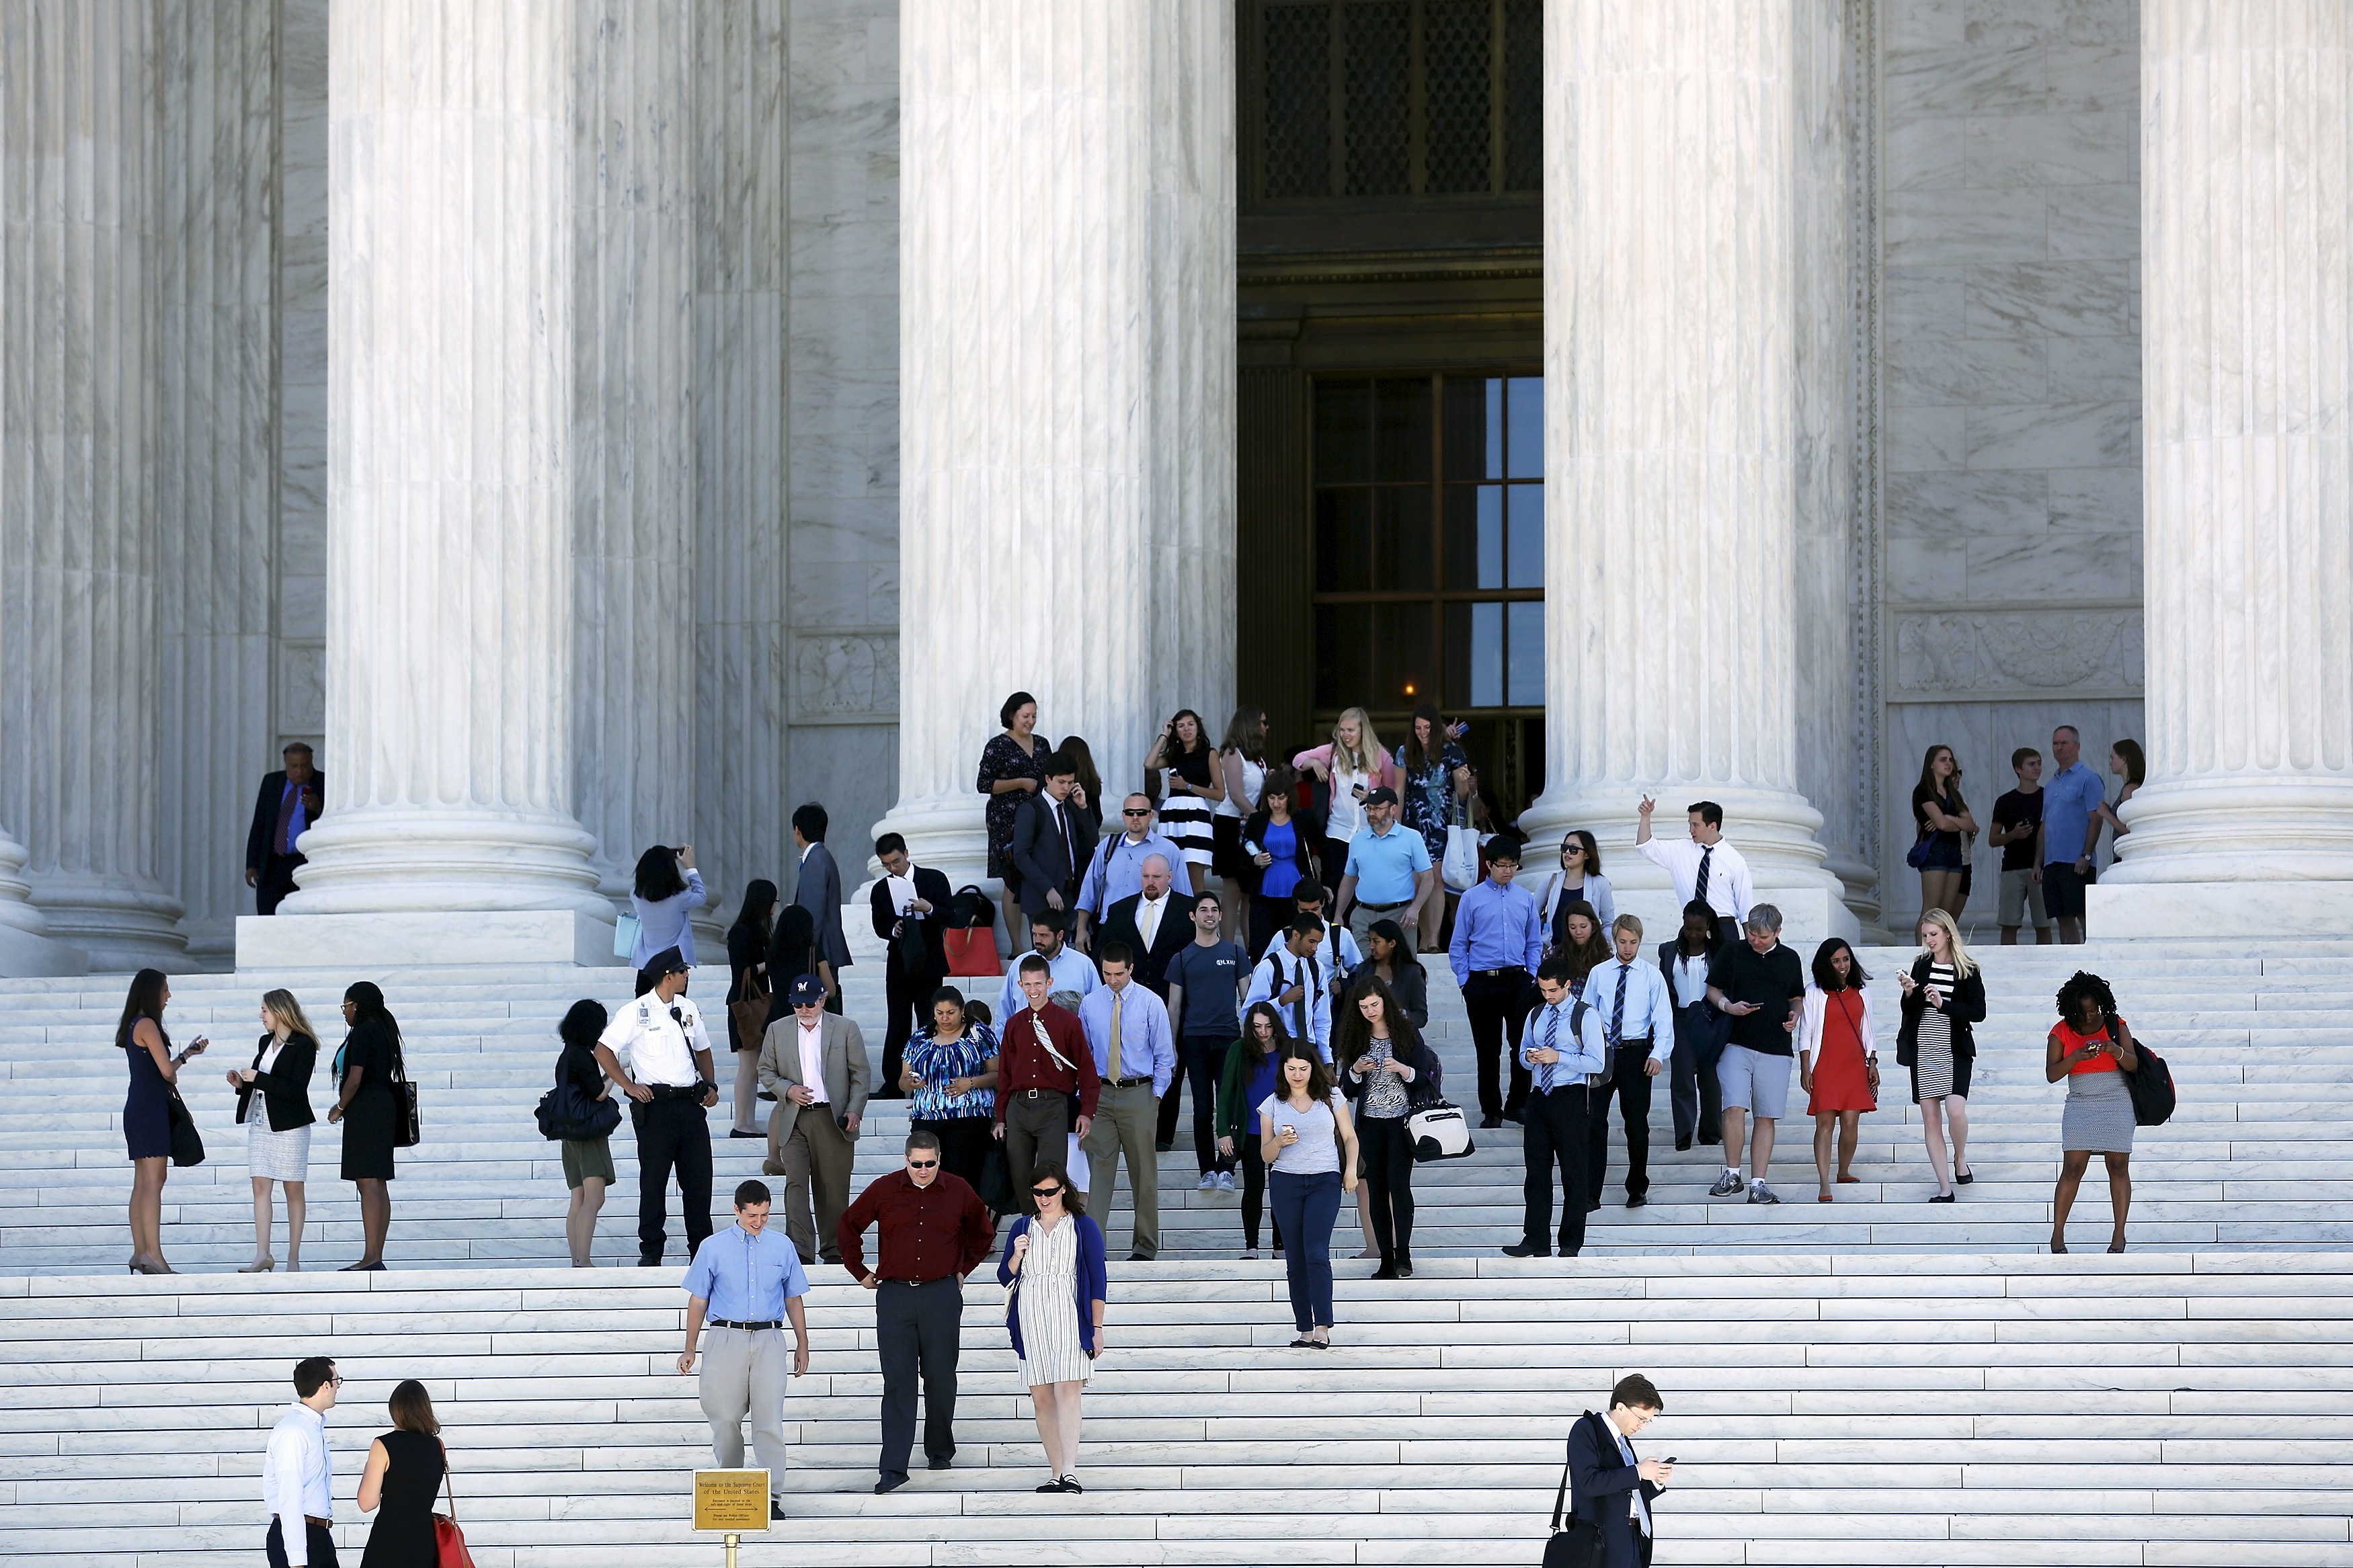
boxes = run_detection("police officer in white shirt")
[1635,796,1754,946]
[263,1356,340,1567]
[1242,913,1334,1059]
[596,946,719,1266]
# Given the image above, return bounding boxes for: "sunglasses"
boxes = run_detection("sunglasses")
[1122,808,1151,817]
[907,1159,939,1169]
[1030,1185,1064,1200]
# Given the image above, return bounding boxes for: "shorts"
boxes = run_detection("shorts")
[1999,866,2050,928]
[2042,860,2093,919]
[1916,834,1966,870]
[562,1135,616,1189]
[1716,1044,1792,1120]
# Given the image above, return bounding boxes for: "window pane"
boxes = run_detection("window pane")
[1442,376,1505,481]
[1373,487,1433,588]
[1507,601,1546,706]
[1443,601,1504,708]
[1314,603,1369,710]
[1371,601,1436,711]
[1441,484,1503,589]
[1507,376,1544,478]
[1373,377,1433,482]
[1261,3,1334,199]
[1507,483,1544,588]
[1343,2,1411,196]
[1315,379,1373,483]
[1314,489,1373,591]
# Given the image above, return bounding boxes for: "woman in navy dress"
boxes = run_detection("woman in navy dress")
[120,968,207,1274]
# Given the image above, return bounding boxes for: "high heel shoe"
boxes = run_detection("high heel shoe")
[239,1256,276,1274]
[2049,1238,2069,1253]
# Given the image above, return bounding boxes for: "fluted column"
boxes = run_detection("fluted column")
[1518,0,1854,944]
[571,0,695,905]
[2096,1,2353,936]
[0,0,185,970]
[253,0,610,966]
[877,0,1236,891]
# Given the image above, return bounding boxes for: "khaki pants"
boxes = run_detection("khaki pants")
[700,1324,791,1500]
[1084,1081,1161,1258]
[768,1107,854,1263]
[1346,899,1408,952]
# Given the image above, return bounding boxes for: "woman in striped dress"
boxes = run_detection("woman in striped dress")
[2046,971,2140,1253]
[1144,709,1222,895]
[998,1164,1108,1493]
[1896,909,1986,1202]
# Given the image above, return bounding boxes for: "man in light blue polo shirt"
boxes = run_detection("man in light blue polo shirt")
[2040,725,2108,945]
[1337,787,1435,951]
[679,1179,811,1519]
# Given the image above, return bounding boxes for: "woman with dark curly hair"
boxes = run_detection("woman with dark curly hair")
[2046,970,2140,1253]
[978,690,1055,942]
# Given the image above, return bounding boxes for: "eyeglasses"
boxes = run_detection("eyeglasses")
[907,1159,939,1169]
[1030,1185,1064,1200]
[327,1374,344,1389]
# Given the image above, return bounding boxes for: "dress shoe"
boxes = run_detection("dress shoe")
[770,1500,787,1520]
[1503,1109,1526,1125]
[1154,1140,1174,1153]
[728,1128,763,1139]
[1372,1258,1399,1280]
[928,1456,953,1471]
[1956,1168,1974,1185]
[1480,1114,1503,1129]
[638,1255,664,1268]
[1501,1242,1551,1258]
[1674,1138,1692,1152]
[1625,1193,1647,1209]
[1127,1252,1154,1263]
[1394,1249,1413,1278]
[875,1473,909,1495]
[1929,1192,1956,1203]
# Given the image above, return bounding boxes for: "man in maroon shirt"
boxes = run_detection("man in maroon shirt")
[991,955,1099,1217]
[838,1130,996,1493]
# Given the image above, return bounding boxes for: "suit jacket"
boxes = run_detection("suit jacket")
[1567,1409,1661,1568]
[1010,790,1086,917]
[757,1011,873,1144]
[870,865,953,974]
[245,770,325,872]
[1097,891,1193,995]
[234,1031,318,1132]
[794,841,854,971]
[1895,953,1987,1067]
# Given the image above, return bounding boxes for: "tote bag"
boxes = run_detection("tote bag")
[434,1446,477,1568]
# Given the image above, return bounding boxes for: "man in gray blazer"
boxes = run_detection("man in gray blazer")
[792,802,853,1012]
[758,975,874,1264]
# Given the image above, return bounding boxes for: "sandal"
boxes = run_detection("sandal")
[1817,1193,1833,1203]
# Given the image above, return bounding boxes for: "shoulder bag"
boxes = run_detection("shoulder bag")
[534,1061,623,1142]
[434,1442,477,1568]
[390,1035,422,1149]
[1406,1100,1474,1162]
[2122,1030,2177,1126]
[943,884,1002,977]
[612,910,641,960]
[1541,1415,1609,1568]
[166,1089,206,1167]
[729,964,772,1054]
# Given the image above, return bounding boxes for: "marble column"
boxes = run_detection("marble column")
[251,0,610,967]
[875,0,1236,892]
[157,0,278,965]
[0,0,186,970]
[2094,1,2353,936]
[571,0,696,905]
[1518,0,1855,945]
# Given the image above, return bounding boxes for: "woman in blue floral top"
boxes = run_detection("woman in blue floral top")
[1394,703,1470,951]
[901,987,1001,1200]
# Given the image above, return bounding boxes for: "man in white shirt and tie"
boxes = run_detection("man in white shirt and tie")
[263,1356,340,1567]
[1504,958,1607,1258]
[1577,915,1677,1212]
[1242,913,1334,1059]
[1568,1373,1672,1567]
[1635,797,1753,946]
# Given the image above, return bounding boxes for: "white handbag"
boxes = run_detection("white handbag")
[612,911,642,960]
[1406,1100,1475,1162]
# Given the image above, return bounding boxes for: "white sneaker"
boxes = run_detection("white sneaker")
[1216,1171,1237,1192]
[1197,1171,1218,1191]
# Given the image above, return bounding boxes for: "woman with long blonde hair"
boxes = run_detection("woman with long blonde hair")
[1291,706,1398,886]
[228,988,319,1272]
[1895,908,1986,1201]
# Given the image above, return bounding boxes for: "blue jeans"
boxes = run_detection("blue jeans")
[1267,1169,1343,1331]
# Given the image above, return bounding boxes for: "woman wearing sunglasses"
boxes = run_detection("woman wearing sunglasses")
[997,1163,1108,1492]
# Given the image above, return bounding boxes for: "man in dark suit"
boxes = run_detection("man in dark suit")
[1009,753,1084,921]
[1567,1374,1671,1568]
[869,832,952,1100]
[793,802,853,1015]
[1096,854,1189,997]
[244,743,323,915]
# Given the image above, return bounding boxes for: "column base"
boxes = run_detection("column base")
[0,923,89,978]
[276,810,610,918]
[22,875,189,972]
[237,909,624,971]
[2085,880,2353,941]
[867,789,995,898]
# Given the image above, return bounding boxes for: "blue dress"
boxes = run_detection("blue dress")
[122,1018,171,1161]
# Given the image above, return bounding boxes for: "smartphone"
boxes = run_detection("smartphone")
[1280,1124,1297,1137]
[1352,784,1367,799]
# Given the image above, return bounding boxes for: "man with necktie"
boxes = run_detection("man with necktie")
[992,956,1099,1213]
[1011,753,1088,920]
[1078,944,1175,1260]
[1098,854,1191,996]
[1634,796,1753,946]
[1504,956,1608,1257]
[1566,1374,1673,1567]
[1577,915,1677,1211]
[244,743,324,915]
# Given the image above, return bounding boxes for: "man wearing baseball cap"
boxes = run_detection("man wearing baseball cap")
[595,947,719,1266]
[1334,786,1435,953]
[757,973,873,1264]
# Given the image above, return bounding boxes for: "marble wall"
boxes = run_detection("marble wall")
[1877,0,2144,931]
[275,0,327,764]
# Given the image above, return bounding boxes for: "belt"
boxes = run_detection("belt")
[1105,1075,1154,1089]
[711,1319,783,1330]
[1471,967,1525,980]
[1020,1087,1068,1100]
[879,1275,957,1288]
[1611,1036,1654,1047]
[1355,899,1408,911]
[645,1081,709,1100]
[305,1516,331,1528]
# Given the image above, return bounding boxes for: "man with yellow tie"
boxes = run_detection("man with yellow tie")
[1077,944,1176,1261]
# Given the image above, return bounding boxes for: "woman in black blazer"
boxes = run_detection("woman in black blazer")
[1894,909,1988,1200]
[1242,770,1323,956]
[227,987,321,1272]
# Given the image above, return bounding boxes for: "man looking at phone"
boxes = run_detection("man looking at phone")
[1704,905,1804,1205]
[757,975,873,1264]
[1567,1373,1672,1567]
[1505,957,1607,1258]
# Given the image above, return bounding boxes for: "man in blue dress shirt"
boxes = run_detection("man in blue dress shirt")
[1577,916,1677,1211]
[1505,958,1609,1258]
[1449,836,1546,1128]
[995,911,1101,1021]
[1078,945,1176,1260]
[679,1180,811,1520]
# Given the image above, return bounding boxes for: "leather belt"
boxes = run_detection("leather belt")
[1105,1075,1154,1089]
[305,1516,331,1528]
[880,1276,955,1287]
[1020,1087,1067,1100]
[1355,899,1408,911]
[1472,967,1525,980]
[645,1081,709,1100]
[711,1319,783,1330]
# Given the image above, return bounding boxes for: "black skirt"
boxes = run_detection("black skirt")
[340,1083,399,1181]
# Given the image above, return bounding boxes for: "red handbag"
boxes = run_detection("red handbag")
[944,925,1001,977]
[435,1447,477,1568]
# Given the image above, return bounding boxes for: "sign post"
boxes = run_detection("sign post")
[693,1468,772,1567]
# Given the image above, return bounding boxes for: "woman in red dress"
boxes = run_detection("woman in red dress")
[1797,938,1880,1202]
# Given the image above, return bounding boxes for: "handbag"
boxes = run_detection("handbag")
[943,884,1002,977]
[2123,1036,2177,1126]
[729,968,772,1055]
[612,910,641,960]
[1905,829,1934,870]
[894,917,933,979]
[166,1090,206,1167]
[434,1444,477,1568]
[1540,1421,1609,1568]
[977,1144,1012,1211]
[535,1080,622,1142]
[391,1038,421,1149]
[1406,1100,1474,1162]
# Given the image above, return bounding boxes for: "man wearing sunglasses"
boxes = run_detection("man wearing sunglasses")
[1074,795,1181,952]
[596,947,719,1267]
[837,1130,996,1494]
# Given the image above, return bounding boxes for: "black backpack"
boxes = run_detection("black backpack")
[2123,1038,2176,1126]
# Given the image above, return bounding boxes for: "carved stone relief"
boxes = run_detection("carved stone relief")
[1893,610,2143,696]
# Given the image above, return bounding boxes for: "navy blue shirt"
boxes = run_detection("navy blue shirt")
[1164,940,1247,1039]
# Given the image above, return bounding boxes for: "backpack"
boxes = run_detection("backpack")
[2122,1038,2176,1126]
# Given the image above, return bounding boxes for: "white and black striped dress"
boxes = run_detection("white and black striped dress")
[1911,961,1956,1101]
[1014,1216,1093,1387]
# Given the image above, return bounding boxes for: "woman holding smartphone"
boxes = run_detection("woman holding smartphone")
[998,1164,1108,1492]
[1291,708,1396,887]
[119,968,207,1274]
[1259,1043,1359,1348]
[1895,909,1986,1202]
[2045,971,2139,1253]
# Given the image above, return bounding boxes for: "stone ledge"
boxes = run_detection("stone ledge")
[235,910,623,971]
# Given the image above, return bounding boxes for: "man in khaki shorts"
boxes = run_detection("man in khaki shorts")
[1990,747,2054,946]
